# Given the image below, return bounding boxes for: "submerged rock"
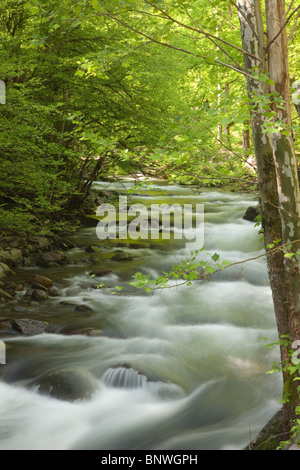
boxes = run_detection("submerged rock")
[74,304,93,314]
[101,365,147,388]
[32,368,99,402]
[62,327,103,337]
[243,205,260,222]
[111,252,133,261]
[48,287,62,297]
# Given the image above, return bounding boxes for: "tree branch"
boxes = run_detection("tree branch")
[142,0,261,63]
[208,0,239,29]
[105,12,254,79]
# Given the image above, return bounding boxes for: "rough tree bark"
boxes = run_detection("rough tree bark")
[237,0,300,433]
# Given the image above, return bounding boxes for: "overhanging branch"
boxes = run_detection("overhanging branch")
[105,12,254,79]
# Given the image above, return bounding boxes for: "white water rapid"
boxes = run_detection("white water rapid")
[0,181,282,450]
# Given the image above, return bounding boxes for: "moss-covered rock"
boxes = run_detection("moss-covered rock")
[246,409,285,450]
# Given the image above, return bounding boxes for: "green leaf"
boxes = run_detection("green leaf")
[222,260,231,266]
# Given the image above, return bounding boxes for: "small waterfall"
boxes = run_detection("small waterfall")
[101,367,147,388]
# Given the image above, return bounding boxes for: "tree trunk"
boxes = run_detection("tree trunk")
[242,120,250,156]
[266,0,300,336]
[265,0,300,427]
[237,0,299,432]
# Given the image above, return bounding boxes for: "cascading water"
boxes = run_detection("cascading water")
[0,181,282,450]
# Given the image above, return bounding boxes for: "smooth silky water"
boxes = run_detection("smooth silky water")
[0,181,282,450]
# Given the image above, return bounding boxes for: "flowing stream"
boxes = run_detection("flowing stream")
[0,181,282,450]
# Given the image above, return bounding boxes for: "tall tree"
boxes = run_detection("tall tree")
[237,0,300,431]
[103,0,300,438]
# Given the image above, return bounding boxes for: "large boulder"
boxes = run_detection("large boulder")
[36,251,68,268]
[31,368,99,402]
[0,318,51,336]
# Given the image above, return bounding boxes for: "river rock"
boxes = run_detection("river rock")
[32,368,99,402]
[9,248,23,266]
[37,251,68,268]
[63,327,103,337]
[74,304,93,313]
[28,274,54,289]
[48,287,62,297]
[243,205,259,222]
[0,262,14,279]
[12,318,51,335]
[111,252,133,261]
[36,236,53,251]
[89,268,113,277]
[85,245,102,253]
[0,320,14,334]
[0,251,14,268]
[32,289,49,301]
[0,318,51,336]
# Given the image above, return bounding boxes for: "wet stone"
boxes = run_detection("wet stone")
[32,289,49,301]
[0,318,51,336]
[31,368,99,402]
[28,274,54,289]
[74,304,93,314]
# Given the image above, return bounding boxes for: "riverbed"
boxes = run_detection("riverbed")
[0,181,282,450]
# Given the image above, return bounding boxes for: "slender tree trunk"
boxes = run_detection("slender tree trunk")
[265,0,300,427]
[266,0,300,337]
[237,0,300,430]
[217,82,223,143]
[242,120,251,156]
